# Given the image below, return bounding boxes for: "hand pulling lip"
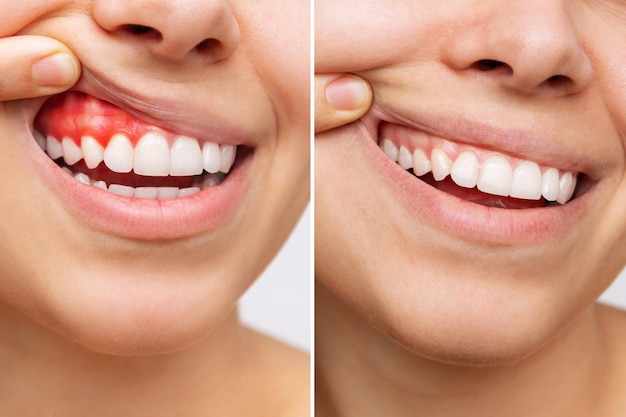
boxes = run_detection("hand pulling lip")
[358,102,601,179]
[65,69,255,147]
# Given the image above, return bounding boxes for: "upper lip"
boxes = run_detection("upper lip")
[360,102,601,179]
[65,68,255,147]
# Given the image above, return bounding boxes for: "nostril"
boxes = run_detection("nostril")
[474,59,507,71]
[127,24,156,36]
[196,38,220,53]
[545,74,570,87]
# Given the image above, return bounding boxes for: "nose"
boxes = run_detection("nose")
[92,0,240,63]
[443,1,592,97]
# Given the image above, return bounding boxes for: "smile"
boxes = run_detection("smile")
[378,122,578,209]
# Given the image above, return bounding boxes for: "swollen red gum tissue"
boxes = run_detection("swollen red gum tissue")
[35,92,175,147]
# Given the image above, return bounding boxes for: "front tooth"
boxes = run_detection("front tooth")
[157,187,179,200]
[450,151,479,188]
[133,132,170,176]
[46,135,63,160]
[135,187,159,199]
[510,161,542,200]
[104,134,134,173]
[542,168,560,201]
[412,149,431,176]
[62,137,83,165]
[220,145,236,173]
[556,172,576,204]
[170,136,204,176]
[398,146,413,170]
[381,139,398,162]
[81,136,104,169]
[109,184,135,198]
[203,142,221,173]
[431,149,452,181]
[477,155,512,197]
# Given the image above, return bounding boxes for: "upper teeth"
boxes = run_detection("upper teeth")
[380,138,577,204]
[40,131,236,176]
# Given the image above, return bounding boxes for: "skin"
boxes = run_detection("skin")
[0,0,309,415]
[316,0,626,415]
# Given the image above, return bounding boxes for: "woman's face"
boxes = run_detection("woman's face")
[0,0,309,354]
[316,0,626,364]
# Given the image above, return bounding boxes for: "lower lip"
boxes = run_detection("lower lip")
[355,122,591,244]
[25,125,251,241]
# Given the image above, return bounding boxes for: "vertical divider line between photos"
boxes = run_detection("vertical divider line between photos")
[309,0,316,413]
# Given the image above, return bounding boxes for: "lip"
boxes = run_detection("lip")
[354,106,596,244]
[21,83,256,241]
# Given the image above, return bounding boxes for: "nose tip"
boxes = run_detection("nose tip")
[92,0,240,63]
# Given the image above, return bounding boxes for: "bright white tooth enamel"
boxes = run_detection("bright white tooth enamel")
[170,136,204,176]
[135,187,159,199]
[412,149,431,176]
[157,187,179,200]
[510,160,542,200]
[46,136,63,160]
[34,131,46,151]
[556,172,575,204]
[133,132,170,176]
[73,172,90,185]
[178,187,201,198]
[81,136,104,169]
[104,134,134,173]
[431,149,452,181]
[109,184,135,198]
[220,145,236,173]
[61,137,83,165]
[450,151,479,188]
[93,180,108,190]
[542,168,560,201]
[203,142,221,173]
[398,146,413,170]
[381,139,399,162]
[477,155,512,197]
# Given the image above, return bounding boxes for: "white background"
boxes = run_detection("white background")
[238,203,626,352]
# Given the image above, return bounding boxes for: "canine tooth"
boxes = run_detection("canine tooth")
[34,131,46,150]
[104,134,134,173]
[412,149,431,176]
[398,146,413,170]
[381,139,398,162]
[542,168,560,201]
[81,136,104,169]
[557,172,575,204]
[220,145,236,173]
[93,180,107,190]
[46,136,63,160]
[431,149,452,181]
[135,187,159,199]
[73,172,91,185]
[109,184,135,198]
[477,155,512,197]
[62,137,83,165]
[133,132,170,176]
[178,187,201,198]
[450,151,479,188]
[157,187,179,200]
[510,161,542,200]
[170,136,204,176]
[203,142,221,173]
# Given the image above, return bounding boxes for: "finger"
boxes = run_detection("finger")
[0,35,81,101]
[315,73,372,133]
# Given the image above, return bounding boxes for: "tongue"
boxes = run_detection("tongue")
[424,176,545,209]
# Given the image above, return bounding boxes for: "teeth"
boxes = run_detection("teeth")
[46,135,63,160]
[81,136,104,169]
[133,132,170,176]
[203,142,221,173]
[220,145,236,174]
[450,151,479,188]
[157,187,179,200]
[171,136,204,176]
[62,137,83,165]
[104,134,134,173]
[109,184,135,198]
[34,131,46,151]
[380,139,579,204]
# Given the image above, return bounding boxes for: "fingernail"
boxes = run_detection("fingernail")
[325,76,369,111]
[32,53,79,87]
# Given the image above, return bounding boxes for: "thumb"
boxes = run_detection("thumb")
[315,73,372,133]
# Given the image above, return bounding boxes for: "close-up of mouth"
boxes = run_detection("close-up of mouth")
[377,121,589,210]
[33,92,243,200]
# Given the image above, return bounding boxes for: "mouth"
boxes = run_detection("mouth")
[34,92,243,199]
[378,121,589,210]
